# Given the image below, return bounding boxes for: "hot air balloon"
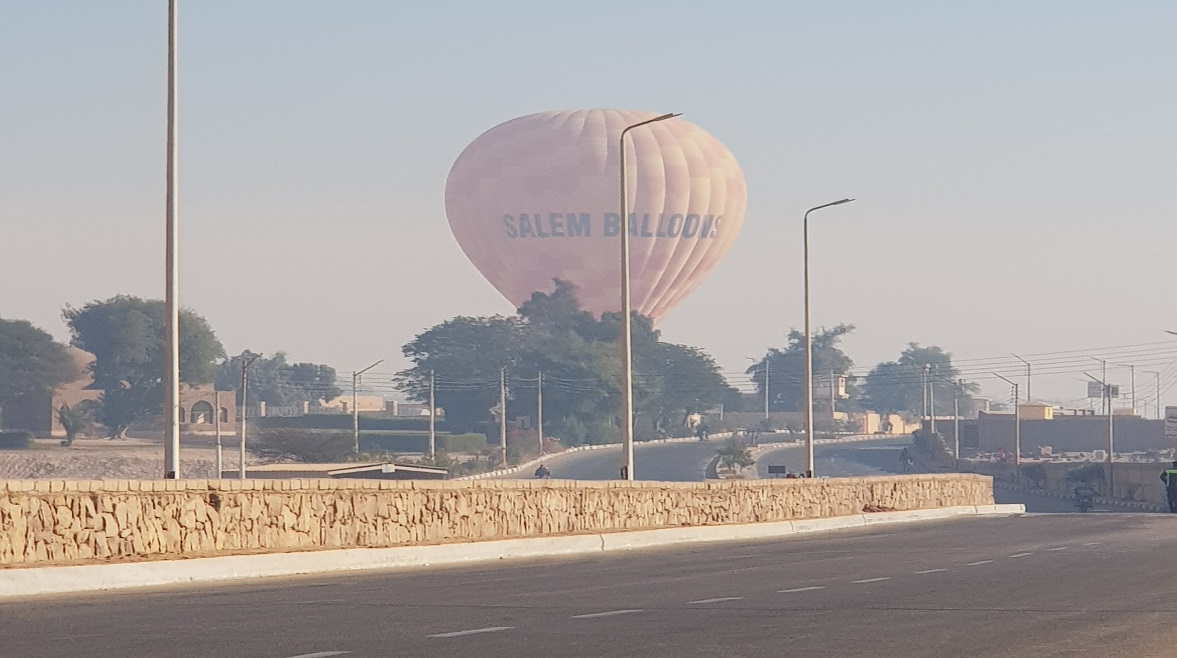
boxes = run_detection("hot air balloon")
[444,109,746,324]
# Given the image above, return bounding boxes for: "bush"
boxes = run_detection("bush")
[1065,463,1105,484]
[360,431,487,454]
[253,428,354,462]
[0,431,34,450]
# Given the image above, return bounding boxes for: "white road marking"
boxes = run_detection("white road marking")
[428,627,513,638]
[1048,546,1069,551]
[572,609,643,619]
[778,586,824,593]
[851,577,891,584]
[687,597,744,604]
[1009,552,1032,558]
[915,568,948,574]
[1084,542,1100,546]
[966,560,994,566]
[285,653,350,658]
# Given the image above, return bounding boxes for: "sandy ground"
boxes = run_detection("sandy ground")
[0,435,255,480]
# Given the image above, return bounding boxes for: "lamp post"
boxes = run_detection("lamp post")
[619,112,679,481]
[992,373,1020,477]
[803,198,854,478]
[1084,369,1115,496]
[747,356,769,419]
[238,352,261,480]
[162,0,180,479]
[352,359,384,454]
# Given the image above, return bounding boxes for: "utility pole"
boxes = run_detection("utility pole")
[1144,370,1161,419]
[428,370,436,461]
[1130,364,1136,415]
[214,390,223,478]
[536,372,544,456]
[992,373,1020,476]
[499,367,508,466]
[238,352,260,480]
[352,359,384,455]
[829,369,836,421]
[921,365,929,430]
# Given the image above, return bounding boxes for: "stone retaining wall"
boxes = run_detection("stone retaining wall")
[0,475,992,567]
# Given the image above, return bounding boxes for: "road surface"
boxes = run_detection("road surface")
[5,514,1175,657]
[501,438,723,481]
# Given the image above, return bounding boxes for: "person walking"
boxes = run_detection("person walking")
[1160,462,1177,513]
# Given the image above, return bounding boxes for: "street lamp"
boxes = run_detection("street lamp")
[619,112,680,481]
[1011,354,1031,403]
[1083,368,1115,496]
[162,0,180,479]
[747,356,769,419]
[803,198,854,478]
[992,373,1020,477]
[352,359,384,454]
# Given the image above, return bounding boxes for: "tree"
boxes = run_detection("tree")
[215,352,341,406]
[716,438,755,472]
[861,343,979,417]
[62,296,224,438]
[747,324,856,412]
[0,318,76,428]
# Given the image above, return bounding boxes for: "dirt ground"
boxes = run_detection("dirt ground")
[0,435,255,480]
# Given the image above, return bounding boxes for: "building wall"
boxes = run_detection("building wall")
[976,413,1166,454]
[0,475,993,567]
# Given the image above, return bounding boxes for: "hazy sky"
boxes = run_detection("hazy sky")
[2,2,1175,411]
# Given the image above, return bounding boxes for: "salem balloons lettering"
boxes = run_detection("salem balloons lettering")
[445,109,746,324]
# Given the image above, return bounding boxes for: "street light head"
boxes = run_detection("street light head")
[654,112,682,122]
[831,198,855,206]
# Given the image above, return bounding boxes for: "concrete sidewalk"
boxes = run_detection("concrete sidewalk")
[0,504,1023,599]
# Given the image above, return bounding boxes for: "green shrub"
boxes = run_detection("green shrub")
[0,431,34,450]
[253,428,354,462]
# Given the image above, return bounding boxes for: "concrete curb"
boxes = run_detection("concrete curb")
[0,504,1023,599]
[990,479,1166,513]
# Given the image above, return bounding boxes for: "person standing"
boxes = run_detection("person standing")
[1160,462,1177,513]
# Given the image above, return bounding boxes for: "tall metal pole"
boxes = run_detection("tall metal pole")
[499,367,508,466]
[536,371,544,456]
[428,370,436,460]
[1145,370,1161,419]
[953,381,961,462]
[929,365,937,436]
[214,390,222,478]
[352,359,384,455]
[162,0,181,479]
[803,198,854,478]
[618,112,679,481]
[921,365,929,428]
[993,373,1020,475]
[829,369,836,421]
[1130,364,1136,415]
[1084,369,1115,496]
[238,353,259,480]
[1012,354,1031,403]
[764,359,770,420]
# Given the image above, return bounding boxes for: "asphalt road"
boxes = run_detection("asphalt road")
[500,438,724,481]
[6,514,1177,657]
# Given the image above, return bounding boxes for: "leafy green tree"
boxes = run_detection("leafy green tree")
[861,343,979,417]
[716,438,755,471]
[0,318,76,428]
[62,296,224,438]
[397,281,734,444]
[215,352,341,406]
[747,324,856,412]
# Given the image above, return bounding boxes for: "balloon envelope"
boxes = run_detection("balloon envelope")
[445,109,746,323]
